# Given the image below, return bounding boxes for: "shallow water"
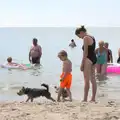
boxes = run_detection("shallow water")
[0,27,120,102]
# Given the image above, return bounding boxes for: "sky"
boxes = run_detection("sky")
[0,0,120,27]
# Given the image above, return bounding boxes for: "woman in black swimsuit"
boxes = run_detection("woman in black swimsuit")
[75,26,97,102]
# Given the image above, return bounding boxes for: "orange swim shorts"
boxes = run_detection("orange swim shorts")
[60,73,72,89]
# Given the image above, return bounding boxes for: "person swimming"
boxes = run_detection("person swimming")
[69,39,76,48]
[6,57,27,70]
[7,57,18,66]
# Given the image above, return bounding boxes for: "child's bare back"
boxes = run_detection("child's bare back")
[63,59,72,73]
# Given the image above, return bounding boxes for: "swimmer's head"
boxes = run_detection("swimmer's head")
[104,42,109,48]
[99,41,104,48]
[75,25,87,38]
[33,38,38,46]
[71,39,74,42]
[7,57,12,63]
[58,50,68,61]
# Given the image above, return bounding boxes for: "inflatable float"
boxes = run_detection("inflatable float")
[107,63,120,74]
[0,63,32,70]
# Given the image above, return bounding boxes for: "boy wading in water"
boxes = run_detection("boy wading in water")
[57,50,72,102]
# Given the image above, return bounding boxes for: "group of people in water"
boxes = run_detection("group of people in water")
[5,26,120,102]
[57,26,115,102]
[68,26,118,102]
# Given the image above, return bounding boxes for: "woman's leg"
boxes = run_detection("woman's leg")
[100,64,107,80]
[101,64,107,75]
[90,65,97,102]
[96,64,101,74]
[104,64,107,75]
[96,64,101,80]
[83,58,91,102]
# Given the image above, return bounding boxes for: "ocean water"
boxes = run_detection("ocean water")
[0,27,120,102]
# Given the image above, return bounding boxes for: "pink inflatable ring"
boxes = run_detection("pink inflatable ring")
[107,64,120,74]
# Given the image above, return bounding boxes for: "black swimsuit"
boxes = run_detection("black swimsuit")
[82,36,97,65]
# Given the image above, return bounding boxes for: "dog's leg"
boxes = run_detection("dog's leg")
[31,97,33,102]
[49,97,56,102]
[46,96,56,102]
[26,97,30,102]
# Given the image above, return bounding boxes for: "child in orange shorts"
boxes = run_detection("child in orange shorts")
[57,50,72,102]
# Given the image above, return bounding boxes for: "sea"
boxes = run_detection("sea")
[0,27,120,102]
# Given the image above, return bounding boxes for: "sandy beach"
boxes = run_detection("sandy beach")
[0,100,120,120]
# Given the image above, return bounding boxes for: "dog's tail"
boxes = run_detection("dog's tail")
[41,83,49,91]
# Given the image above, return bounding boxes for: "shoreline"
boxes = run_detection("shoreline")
[0,100,120,120]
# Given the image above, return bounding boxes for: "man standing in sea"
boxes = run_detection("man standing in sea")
[29,38,42,65]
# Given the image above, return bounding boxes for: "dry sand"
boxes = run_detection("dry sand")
[0,100,120,120]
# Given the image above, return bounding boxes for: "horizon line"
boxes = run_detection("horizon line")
[0,25,120,28]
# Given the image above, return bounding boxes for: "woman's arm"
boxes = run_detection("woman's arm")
[118,48,120,57]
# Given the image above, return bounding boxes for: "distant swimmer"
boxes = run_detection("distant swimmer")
[29,38,42,65]
[69,39,76,48]
[104,42,113,63]
[117,48,120,63]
